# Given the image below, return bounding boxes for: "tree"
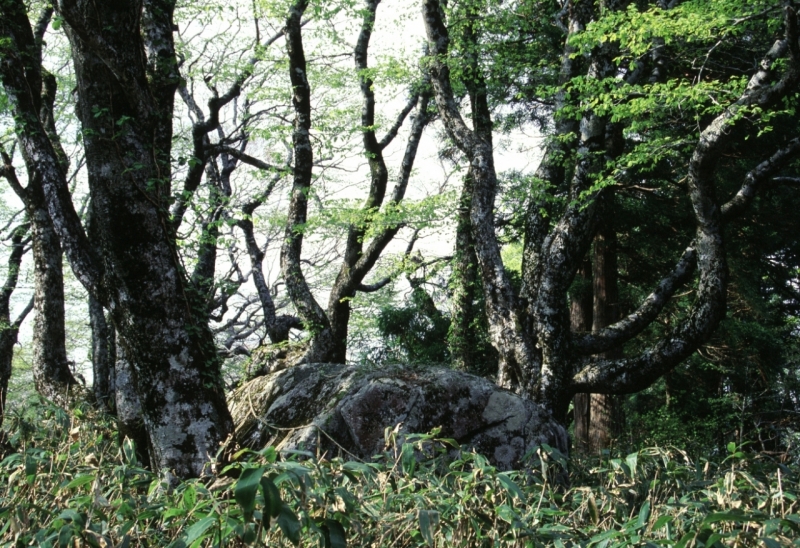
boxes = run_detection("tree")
[422,0,800,425]
[0,220,32,432]
[0,0,232,478]
[280,0,434,364]
[0,5,78,408]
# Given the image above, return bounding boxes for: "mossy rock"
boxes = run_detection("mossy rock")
[229,363,567,470]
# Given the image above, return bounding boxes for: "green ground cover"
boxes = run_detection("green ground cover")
[1,401,798,547]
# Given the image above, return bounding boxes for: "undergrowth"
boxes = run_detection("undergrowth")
[1,401,798,547]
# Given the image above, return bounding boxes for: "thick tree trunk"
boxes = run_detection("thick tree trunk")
[66,26,232,478]
[449,168,479,372]
[114,337,150,468]
[570,259,593,454]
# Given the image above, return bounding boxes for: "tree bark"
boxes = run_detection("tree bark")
[586,216,620,452]
[30,192,77,407]
[114,335,150,468]
[423,0,536,396]
[89,295,115,412]
[449,168,479,372]
[280,0,334,363]
[0,6,78,408]
[570,259,593,454]
[64,0,233,477]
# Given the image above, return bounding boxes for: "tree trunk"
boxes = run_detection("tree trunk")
[0,0,235,477]
[89,295,115,412]
[587,216,621,452]
[0,5,78,408]
[29,176,78,408]
[449,168,479,372]
[114,336,150,468]
[570,259,593,454]
[238,217,301,344]
[283,0,431,364]
[64,13,233,475]
[281,0,335,364]
[0,224,33,432]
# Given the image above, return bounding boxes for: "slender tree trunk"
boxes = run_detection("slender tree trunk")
[238,217,301,344]
[0,224,33,432]
[0,328,15,434]
[281,0,335,364]
[282,0,431,364]
[0,5,78,408]
[29,193,77,407]
[317,1,431,364]
[89,295,115,412]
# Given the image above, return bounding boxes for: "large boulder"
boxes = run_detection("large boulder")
[229,363,568,470]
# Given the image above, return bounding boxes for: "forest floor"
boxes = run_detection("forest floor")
[1,400,798,547]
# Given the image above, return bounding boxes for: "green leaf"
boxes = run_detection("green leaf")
[65,474,95,489]
[183,485,197,509]
[702,512,760,525]
[589,529,620,544]
[675,532,695,548]
[277,504,301,546]
[260,476,282,523]
[183,516,216,546]
[401,443,416,476]
[652,515,672,531]
[636,501,651,529]
[419,510,439,547]
[235,466,267,522]
[324,518,347,548]
[122,438,138,466]
[57,509,86,529]
[496,504,518,525]
[761,538,783,548]
[497,473,525,501]
[626,452,638,478]
[58,524,73,548]
[162,508,186,520]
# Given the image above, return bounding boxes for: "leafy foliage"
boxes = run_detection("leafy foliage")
[2,402,800,547]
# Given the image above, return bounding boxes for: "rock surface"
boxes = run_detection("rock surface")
[229,363,568,469]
